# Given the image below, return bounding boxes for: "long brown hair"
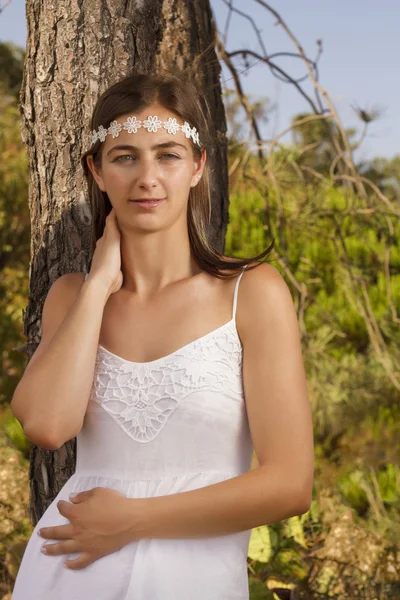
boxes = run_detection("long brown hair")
[80,70,275,279]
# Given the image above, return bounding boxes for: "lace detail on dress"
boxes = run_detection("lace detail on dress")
[90,320,243,444]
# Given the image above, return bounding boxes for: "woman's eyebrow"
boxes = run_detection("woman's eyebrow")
[107,141,187,156]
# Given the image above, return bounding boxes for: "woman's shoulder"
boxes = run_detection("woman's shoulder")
[236,261,294,340]
[237,261,287,300]
[221,256,280,279]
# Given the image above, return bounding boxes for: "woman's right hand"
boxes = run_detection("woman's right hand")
[87,208,123,297]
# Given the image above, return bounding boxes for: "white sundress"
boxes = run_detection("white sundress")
[12,266,254,600]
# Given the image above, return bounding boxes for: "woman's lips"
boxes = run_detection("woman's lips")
[130,199,165,208]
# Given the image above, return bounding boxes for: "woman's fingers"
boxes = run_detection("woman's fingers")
[39,524,75,540]
[42,542,99,570]
[64,551,96,570]
[42,539,79,556]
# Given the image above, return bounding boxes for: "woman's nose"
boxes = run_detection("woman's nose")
[136,159,159,189]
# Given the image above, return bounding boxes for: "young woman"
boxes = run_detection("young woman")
[11,71,314,599]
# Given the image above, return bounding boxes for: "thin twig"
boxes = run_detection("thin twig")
[0,0,12,12]
[215,30,265,161]
[251,0,368,199]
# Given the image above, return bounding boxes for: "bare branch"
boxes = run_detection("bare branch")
[221,0,268,57]
[227,49,321,114]
[215,30,265,161]
[0,0,12,13]
[251,0,369,199]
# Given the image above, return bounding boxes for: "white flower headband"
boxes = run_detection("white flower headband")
[91,115,201,147]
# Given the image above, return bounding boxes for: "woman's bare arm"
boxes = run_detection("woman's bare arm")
[10,273,110,450]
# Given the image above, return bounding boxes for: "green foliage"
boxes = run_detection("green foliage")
[290,111,357,177]
[0,42,24,100]
[225,188,269,257]
[248,525,273,563]
[0,407,30,457]
[248,578,276,600]
[223,87,271,142]
[223,97,400,594]
[376,463,400,504]
[359,153,400,201]
[336,462,400,545]
[338,469,370,513]
[0,44,30,410]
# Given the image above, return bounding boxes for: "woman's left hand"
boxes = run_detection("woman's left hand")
[38,487,139,570]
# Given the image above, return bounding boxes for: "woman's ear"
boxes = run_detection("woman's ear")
[86,155,106,192]
[190,149,207,188]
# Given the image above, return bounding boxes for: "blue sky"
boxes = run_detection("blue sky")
[1,0,398,161]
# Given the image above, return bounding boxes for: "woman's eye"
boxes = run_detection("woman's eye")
[115,155,135,162]
[159,153,180,160]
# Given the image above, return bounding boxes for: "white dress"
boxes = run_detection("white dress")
[12,267,254,600]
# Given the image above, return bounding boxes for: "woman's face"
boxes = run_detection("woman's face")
[86,102,206,231]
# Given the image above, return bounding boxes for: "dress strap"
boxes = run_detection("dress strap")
[84,272,89,281]
[232,264,248,321]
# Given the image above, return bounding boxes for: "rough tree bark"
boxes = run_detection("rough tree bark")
[18,0,229,524]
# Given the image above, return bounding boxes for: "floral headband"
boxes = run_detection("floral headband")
[91,115,201,147]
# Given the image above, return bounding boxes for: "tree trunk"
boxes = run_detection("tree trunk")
[19,0,228,525]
